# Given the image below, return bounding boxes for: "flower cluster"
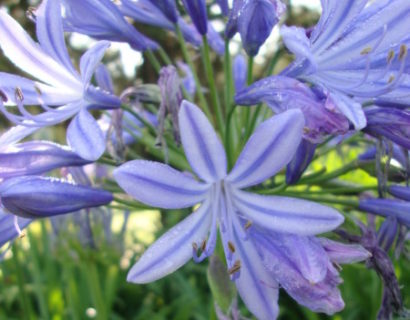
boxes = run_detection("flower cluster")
[0,0,408,319]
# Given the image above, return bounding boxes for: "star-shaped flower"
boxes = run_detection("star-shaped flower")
[114,101,344,319]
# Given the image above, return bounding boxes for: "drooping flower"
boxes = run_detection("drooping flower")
[226,0,285,56]
[280,0,410,129]
[61,0,158,51]
[0,0,121,160]
[0,176,113,219]
[363,107,410,150]
[114,101,344,319]
[235,76,350,143]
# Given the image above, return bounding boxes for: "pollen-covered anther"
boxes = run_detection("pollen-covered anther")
[200,239,207,252]
[388,75,395,84]
[399,44,408,61]
[303,127,311,134]
[360,47,372,55]
[192,242,198,251]
[34,85,42,96]
[244,220,253,230]
[15,87,24,101]
[0,89,7,102]
[387,50,395,63]
[18,231,26,239]
[228,241,236,253]
[228,260,241,275]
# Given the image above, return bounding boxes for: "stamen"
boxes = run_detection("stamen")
[303,127,310,134]
[228,260,241,275]
[244,220,253,230]
[34,85,42,96]
[228,241,236,253]
[0,90,7,103]
[387,50,395,63]
[14,216,25,239]
[388,75,395,84]
[360,47,372,55]
[399,44,408,61]
[192,242,198,251]
[200,239,207,252]
[15,87,24,102]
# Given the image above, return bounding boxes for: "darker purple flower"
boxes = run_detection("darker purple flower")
[182,0,208,35]
[235,76,350,142]
[0,176,113,219]
[364,107,410,150]
[286,139,317,184]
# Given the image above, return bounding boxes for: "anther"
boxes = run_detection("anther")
[15,87,24,101]
[14,216,25,239]
[303,127,311,134]
[387,50,395,63]
[399,44,407,61]
[200,239,207,252]
[360,47,372,55]
[388,75,395,84]
[34,85,42,96]
[244,220,253,230]
[192,242,198,251]
[228,241,236,253]
[228,260,241,275]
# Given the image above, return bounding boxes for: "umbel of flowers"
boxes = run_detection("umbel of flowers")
[0,0,409,319]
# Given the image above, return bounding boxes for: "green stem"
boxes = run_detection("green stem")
[202,36,224,136]
[121,104,157,136]
[158,46,173,65]
[301,160,360,185]
[223,39,234,114]
[175,24,212,119]
[113,196,152,210]
[144,49,161,73]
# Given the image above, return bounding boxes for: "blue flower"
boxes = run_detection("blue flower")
[114,101,344,319]
[0,0,121,160]
[182,0,208,35]
[280,0,410,129]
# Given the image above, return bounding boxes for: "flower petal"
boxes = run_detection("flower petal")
[231,222,279,320]
[0,176,113,218]
[0,11,80,89]
[179,100,227,182]
[36,0,77,76]
[80,41,111,86]
[227,109,304,188]
[319,238,371,264]
[114,160,210,209]
[232,190,344,235]
[0,209,31,247]
[127,201,212,283]
[359,198,410,226]
[0,141,90,178]
[67,109,106,161]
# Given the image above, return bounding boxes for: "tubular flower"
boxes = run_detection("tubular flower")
[114,101,344,319]
[281,0,410,129]
[0,0,121,160]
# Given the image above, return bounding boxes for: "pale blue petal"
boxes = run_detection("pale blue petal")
[127,201,212,283]
[114,160,210,209]
[327,90,366,129]
[319,238,371,264]
[232,190,344,235]
[179,101,227,182]
[36,0,77,75]
[227,109,304,188]
[80,41,111,86]
[67,109,106,160]
[0,11,81,89]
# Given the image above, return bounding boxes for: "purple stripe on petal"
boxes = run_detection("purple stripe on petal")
[114,160,210,209]
[179,101,227,182]
[227,109,304,188]
[232,190,344,235]
[127,201,212,283]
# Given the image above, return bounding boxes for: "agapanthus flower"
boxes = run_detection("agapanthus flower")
[119,0,225,55]
[182,0,208,36]
[0,0,121,160]
[114,101,344,319]
[60,0,158,51]
[281,0,410,129]
[364,107,410,150]
[0,176,113,219]
[226,0,285,56]
[235,76,350,143]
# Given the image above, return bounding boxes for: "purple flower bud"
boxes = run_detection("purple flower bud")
[0,176,113,218]
[286,139,316,185]
[377,216,398,252]
[359,198,410,227]
[157,66,183,146]
[319,238,371,264]
[388,185,410,201]
[0,141,91,179]
[181,0,208,35]
[237,0,285,56]
[364,107,410,150]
